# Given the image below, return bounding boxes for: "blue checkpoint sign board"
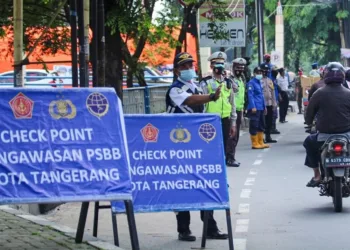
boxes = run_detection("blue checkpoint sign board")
[0,88,132,204]
[112,114,230,213]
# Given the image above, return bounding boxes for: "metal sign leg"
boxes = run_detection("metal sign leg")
[201,211,209,248]
[226,209,235,250]
[93,202,99,237]
[111,210,120,246]
[124,200,140,250]
[75,202,90,243]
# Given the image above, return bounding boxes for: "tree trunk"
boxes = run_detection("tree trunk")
[337,1,347,66]
[105,26,123,99]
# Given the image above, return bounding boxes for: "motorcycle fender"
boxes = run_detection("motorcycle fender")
[332,168,345,177]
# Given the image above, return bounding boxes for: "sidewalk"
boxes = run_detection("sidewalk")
[0,206,123,250]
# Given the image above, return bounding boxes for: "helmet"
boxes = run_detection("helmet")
[232,58,246,71]
[260,63,269,72]
[323,62,345,84]
[264,54,271,60]
[253,66,262,74]
[345,69,350,81]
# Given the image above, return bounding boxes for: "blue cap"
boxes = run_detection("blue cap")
[312,62,318,67]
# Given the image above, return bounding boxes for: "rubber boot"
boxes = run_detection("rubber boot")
[250,135,264,149]
[258,132,270,148]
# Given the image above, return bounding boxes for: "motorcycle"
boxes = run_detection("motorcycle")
[319,134,350,212]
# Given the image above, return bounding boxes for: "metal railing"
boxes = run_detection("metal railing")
[123,84,170,114]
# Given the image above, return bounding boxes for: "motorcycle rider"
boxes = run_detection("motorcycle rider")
[227,57,247,167]
[304,62,350,187]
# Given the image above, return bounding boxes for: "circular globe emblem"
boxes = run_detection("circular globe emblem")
[86,93,109,119]
[198,123,216,143]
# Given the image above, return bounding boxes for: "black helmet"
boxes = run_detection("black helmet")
[323,62,345,84]
[253,66,262,74]
[260,63,269,72]
[345,69,350,81]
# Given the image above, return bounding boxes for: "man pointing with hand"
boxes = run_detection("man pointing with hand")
[166,52,228,242]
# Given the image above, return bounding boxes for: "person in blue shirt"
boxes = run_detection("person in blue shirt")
[246,66,269,149]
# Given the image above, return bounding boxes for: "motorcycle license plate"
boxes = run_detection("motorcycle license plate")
[325,157,350,167]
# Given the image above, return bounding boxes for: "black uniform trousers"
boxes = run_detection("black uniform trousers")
[227,111,242,160]
[264,106,273,136]
[279,91,289,122]
[176,118,231,234]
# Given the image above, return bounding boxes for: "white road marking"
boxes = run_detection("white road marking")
[249,169,258,175]
[234,238,247,250]
[244,177,255,186]
[240,131,247,137]
[263,148,270,152]
[240,189,251,198]
[235,219,250,233]
[257,153,263,158]
[253,159,262,165]
[238,204,250,214]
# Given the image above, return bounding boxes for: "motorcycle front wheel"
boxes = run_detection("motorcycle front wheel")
[333,177,343,212]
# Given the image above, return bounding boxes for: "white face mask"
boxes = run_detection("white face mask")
[255,74,263,80]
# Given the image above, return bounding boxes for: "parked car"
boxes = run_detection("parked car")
[0,69,61,88]
[144,67,172,83]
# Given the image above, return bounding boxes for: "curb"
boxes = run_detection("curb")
[0,205,124,250]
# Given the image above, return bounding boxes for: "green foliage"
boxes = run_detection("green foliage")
[0,0,70,60]
[248,0,343,72]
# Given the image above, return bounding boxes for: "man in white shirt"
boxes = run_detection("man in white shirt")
[166,52,228,242]
[277,68,289,123]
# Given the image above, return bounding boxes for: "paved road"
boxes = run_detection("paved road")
[42,112,350,250]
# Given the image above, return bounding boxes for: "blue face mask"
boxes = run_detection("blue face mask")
[180,69,196,81]
[255,74,263,80]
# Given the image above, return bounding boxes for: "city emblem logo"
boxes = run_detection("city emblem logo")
[86,92,109,119]
[198,123,216,143]
[141,123,159,142]
[9,92,34,119]
[170,123,191,143]
[49,96,77,119]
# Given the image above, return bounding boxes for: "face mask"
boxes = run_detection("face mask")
[266,59,270,63]
[255,74,263,80]
[180,69,196,81]
[214,67,224,75]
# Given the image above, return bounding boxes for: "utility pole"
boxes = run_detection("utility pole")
[84,0,90,82]
[256,0,264,64]
[70,0,79,88]
[97,0,105,87]
[13,0,24,87]
[77,0,88,87]
[91,0,98,88]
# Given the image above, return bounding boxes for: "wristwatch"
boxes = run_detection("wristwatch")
[209,93,216,101]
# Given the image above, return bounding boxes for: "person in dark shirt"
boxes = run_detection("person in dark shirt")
[303,62,350,187]
[342,69,350,89]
